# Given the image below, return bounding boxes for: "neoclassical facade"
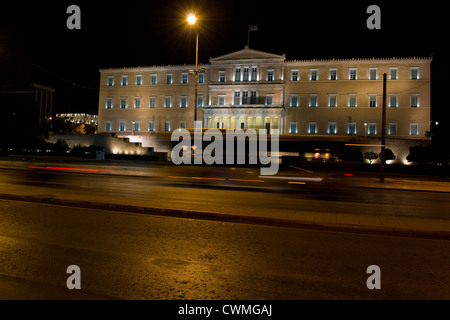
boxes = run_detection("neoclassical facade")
[98,46,431,139]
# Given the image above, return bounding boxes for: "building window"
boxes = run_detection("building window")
[389,95,398,108]
[388,123,397,135]
[250,91,257,104]
[119,121,126,132]
[151,74,157,85]
[181,73,188,84]
[164,96,172,108]
[347,122,357,135]
[107,76,114,86]
[289,122,298,134]
[180,96,188,108]
[242,91,248,104]
[309,94,317,107]
[389,68,398,80]
[369,68,377,80]
[166,74,173,84]
[410,124,418,135]
[148,121,155,132]
[179,121,186,130]
[120,97,127,109]
[134,97,141,109]
[136,75,142,85]
[368,123,377,135]
[243,68,249,81]
[234,91,240,105]
[219,71,226,83]
[308,122,317,134]
[149,97,156,108]
[218,95,225,106]
[105,121,112,132]
[328,122,337,134]
[251,67,257,81]
[235,68,241,82]
[410,95,419,108]
[310,69,318,81]
[197,96,204,108]
[106,98,113,109]
[164,121,171,132]
[329,69,337,80]
[349,68,357,80]
[121,75,128,86]
[328,95,337,107]
[265,94,273,105]
[267,70,274,81]
[410,67,419,80]
[133,121,140,132]
[348,95,357,107]
[291,70,299,81]
[369,95,377,107]
[198,73,204,83]
[290,94,298,107]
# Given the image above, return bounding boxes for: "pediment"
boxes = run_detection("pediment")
[211,46,285,63]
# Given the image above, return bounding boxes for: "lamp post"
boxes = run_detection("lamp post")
[380,73,387,183]
[187,14,199,129]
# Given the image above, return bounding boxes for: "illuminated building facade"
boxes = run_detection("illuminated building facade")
[98,46,431,140]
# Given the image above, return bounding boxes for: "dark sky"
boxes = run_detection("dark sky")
[0,1,448,122]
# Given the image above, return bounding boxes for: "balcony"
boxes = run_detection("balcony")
[210,80,284,86]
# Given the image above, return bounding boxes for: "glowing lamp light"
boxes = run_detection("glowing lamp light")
[187,14,197,25]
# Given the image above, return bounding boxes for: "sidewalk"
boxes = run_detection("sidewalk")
[1,158,450,238]
[329,176,450,193]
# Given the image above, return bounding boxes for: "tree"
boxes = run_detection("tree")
[364,151,379,165]
[379,148,396,164]
[51,139,70,155]
[406,145,433,165]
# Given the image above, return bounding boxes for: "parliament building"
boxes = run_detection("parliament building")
[97,46,431,160]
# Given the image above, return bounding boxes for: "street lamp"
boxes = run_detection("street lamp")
[187,14,201,130]
[187,14,197,25]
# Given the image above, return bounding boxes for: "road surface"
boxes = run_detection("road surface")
[0,199,449,300]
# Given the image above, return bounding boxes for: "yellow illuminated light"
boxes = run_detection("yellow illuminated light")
[187,14,197,25]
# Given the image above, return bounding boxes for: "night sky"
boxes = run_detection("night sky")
[0,1,448,124]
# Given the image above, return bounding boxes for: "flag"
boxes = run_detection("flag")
[249,25,258,32]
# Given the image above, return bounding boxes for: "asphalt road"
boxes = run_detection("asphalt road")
[1,199,450,300]
[1,165,450,221]
[0,166,450,219]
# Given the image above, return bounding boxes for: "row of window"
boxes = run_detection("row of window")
[105,121,176,133]
[106,66,420,86]
[288,94,420,108]
[107,73,206,86]
[288,122,419,136]
[289,67,419,81]
[105,93,421,109]
[105,120,419,136]
[105,96,205,109]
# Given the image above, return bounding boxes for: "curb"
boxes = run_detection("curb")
[1,193,450,241]
[349,184,450,194]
